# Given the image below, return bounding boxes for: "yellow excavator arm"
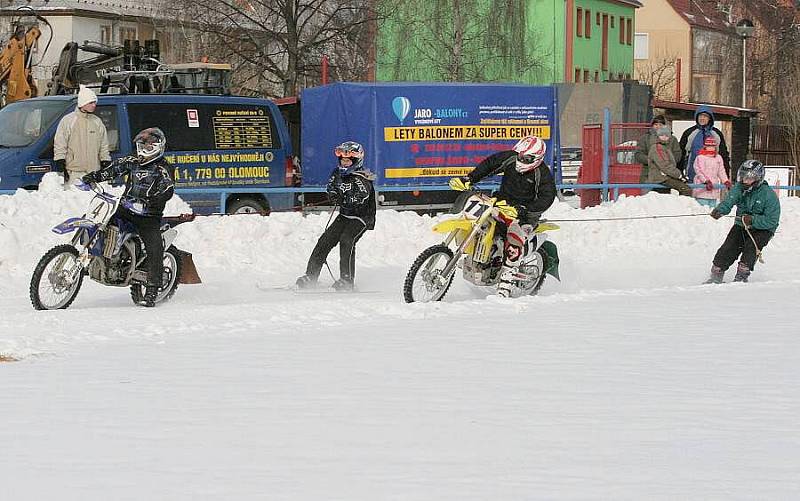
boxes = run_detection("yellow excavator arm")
[0,25,41,105]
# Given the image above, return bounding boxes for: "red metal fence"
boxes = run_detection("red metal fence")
[578,123,651,208]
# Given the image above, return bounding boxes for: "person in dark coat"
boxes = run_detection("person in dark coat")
[450,135,556,297]
[634,115,682,171]
[296,141,376,291]
[82,127,174,307]
[679,106,731,180]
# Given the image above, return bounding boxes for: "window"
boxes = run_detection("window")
[96,106,120,152]
[611,16,615,29]
[0,100,71,148]
[119,27,136,43]
[627,19,633,45]
[127,103,280,152]
[634,33,649,60]
[585,10,592,38]
[575,68,582,82]
[594,71,600,82]
[100,25,113,45]
[577,8,583,37]
[583,69,590,83]
[620,17,626,44]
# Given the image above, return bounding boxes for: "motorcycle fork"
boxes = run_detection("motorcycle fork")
[440,211,493,280]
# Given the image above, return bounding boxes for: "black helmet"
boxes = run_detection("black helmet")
[133,127,166,165]
[737,159,765,188]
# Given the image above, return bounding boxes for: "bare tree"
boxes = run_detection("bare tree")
[164,0,379,98]
[635,52,681,101]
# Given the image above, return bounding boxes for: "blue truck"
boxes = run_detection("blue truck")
[0,82,561,212]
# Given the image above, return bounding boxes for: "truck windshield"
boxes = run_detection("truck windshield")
[0,100,72,148]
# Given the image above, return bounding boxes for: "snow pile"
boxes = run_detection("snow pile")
[0,173,190,286]
[2,176,799,293]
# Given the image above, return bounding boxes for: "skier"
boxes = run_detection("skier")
[296,141,376,291]
[449,135,556,297]
[706,160,780,284]
[82,127,175,306]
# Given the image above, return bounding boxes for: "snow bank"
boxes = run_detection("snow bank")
[3,175,800,293]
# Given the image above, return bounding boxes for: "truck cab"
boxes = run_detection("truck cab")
[0,94,297,213]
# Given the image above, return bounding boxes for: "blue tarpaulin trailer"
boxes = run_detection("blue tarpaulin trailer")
[297,82,560,207]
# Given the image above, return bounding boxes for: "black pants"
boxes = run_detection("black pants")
[305,215,367,282]
[713,225,773,271]
[117,208,163,287]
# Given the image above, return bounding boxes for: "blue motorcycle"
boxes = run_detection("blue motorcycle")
[29,182,186,310]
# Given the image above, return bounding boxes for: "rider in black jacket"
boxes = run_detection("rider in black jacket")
[296,141,376,291]
[451,135,556,297]
[83,127,174,307]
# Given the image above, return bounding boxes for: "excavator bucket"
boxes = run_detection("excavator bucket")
[178,250,202,284]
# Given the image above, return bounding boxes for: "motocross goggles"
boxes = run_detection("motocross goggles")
[334,147,364,158]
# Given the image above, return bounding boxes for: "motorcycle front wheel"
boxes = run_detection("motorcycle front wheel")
[403,244,456,303]
[130,245,182,306]
[30,244,84,310]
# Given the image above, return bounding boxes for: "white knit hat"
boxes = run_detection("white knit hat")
[77,85,97,108]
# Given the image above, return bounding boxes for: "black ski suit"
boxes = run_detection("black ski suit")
[466,150,557,225]
[90,156,174,288]
[304,168,376,283]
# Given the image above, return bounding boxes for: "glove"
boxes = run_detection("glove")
[741,214,753,227]
[710,209,722,220]
[81,172,98,185]
[705,180,714,191]
[495,200,518,220]
[724,180,732,189]
[449,176,471,191]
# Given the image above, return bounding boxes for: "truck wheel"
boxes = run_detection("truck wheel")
[227,197,270,215]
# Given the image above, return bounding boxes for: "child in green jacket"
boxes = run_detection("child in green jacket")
[706,160,781,283]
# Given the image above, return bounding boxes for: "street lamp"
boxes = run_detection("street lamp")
[736,19,755,108]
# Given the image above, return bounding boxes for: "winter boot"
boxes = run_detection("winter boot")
[704,265,724,284]
[142,284,159,307]
[295,274,316,289]
[332,278,354,292]
[733,262,751,283]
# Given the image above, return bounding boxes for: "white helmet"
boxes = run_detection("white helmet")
[133,127,166,165]
[512,136,546,173]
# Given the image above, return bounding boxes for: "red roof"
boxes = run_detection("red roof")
[665,0,735,33]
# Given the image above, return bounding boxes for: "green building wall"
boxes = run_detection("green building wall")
[571,0,636,82]
[376,0,636,84]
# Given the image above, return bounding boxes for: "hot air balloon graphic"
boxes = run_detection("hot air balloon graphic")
[392,96,411,124]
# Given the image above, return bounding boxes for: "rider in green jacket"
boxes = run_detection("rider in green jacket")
[707,160,780,283]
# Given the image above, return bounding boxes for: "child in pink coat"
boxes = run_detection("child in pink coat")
[692,136,731,207]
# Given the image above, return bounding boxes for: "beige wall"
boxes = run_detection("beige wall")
[633,0,691,102]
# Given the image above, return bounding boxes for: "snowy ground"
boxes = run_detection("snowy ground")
[2,175,799,499]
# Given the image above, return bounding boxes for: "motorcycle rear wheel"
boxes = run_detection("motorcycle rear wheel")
[518,249,548,297]
[30,244,84,310]
[403,244,456,303]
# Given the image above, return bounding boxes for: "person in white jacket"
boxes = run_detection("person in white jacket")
[53,85,111,183]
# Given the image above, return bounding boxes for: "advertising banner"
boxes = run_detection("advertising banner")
[301,83,558,186]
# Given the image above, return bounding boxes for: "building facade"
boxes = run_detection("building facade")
[376,0,640,85]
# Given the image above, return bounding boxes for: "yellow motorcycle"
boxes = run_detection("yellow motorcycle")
[403,189,560,303]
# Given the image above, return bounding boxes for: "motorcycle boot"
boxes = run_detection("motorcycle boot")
[704,265,724,284]
[497,242,524,298]
[143,284,159,307]
[733,262,751,283]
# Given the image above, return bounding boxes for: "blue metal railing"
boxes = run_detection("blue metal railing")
[3,184,799,213]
